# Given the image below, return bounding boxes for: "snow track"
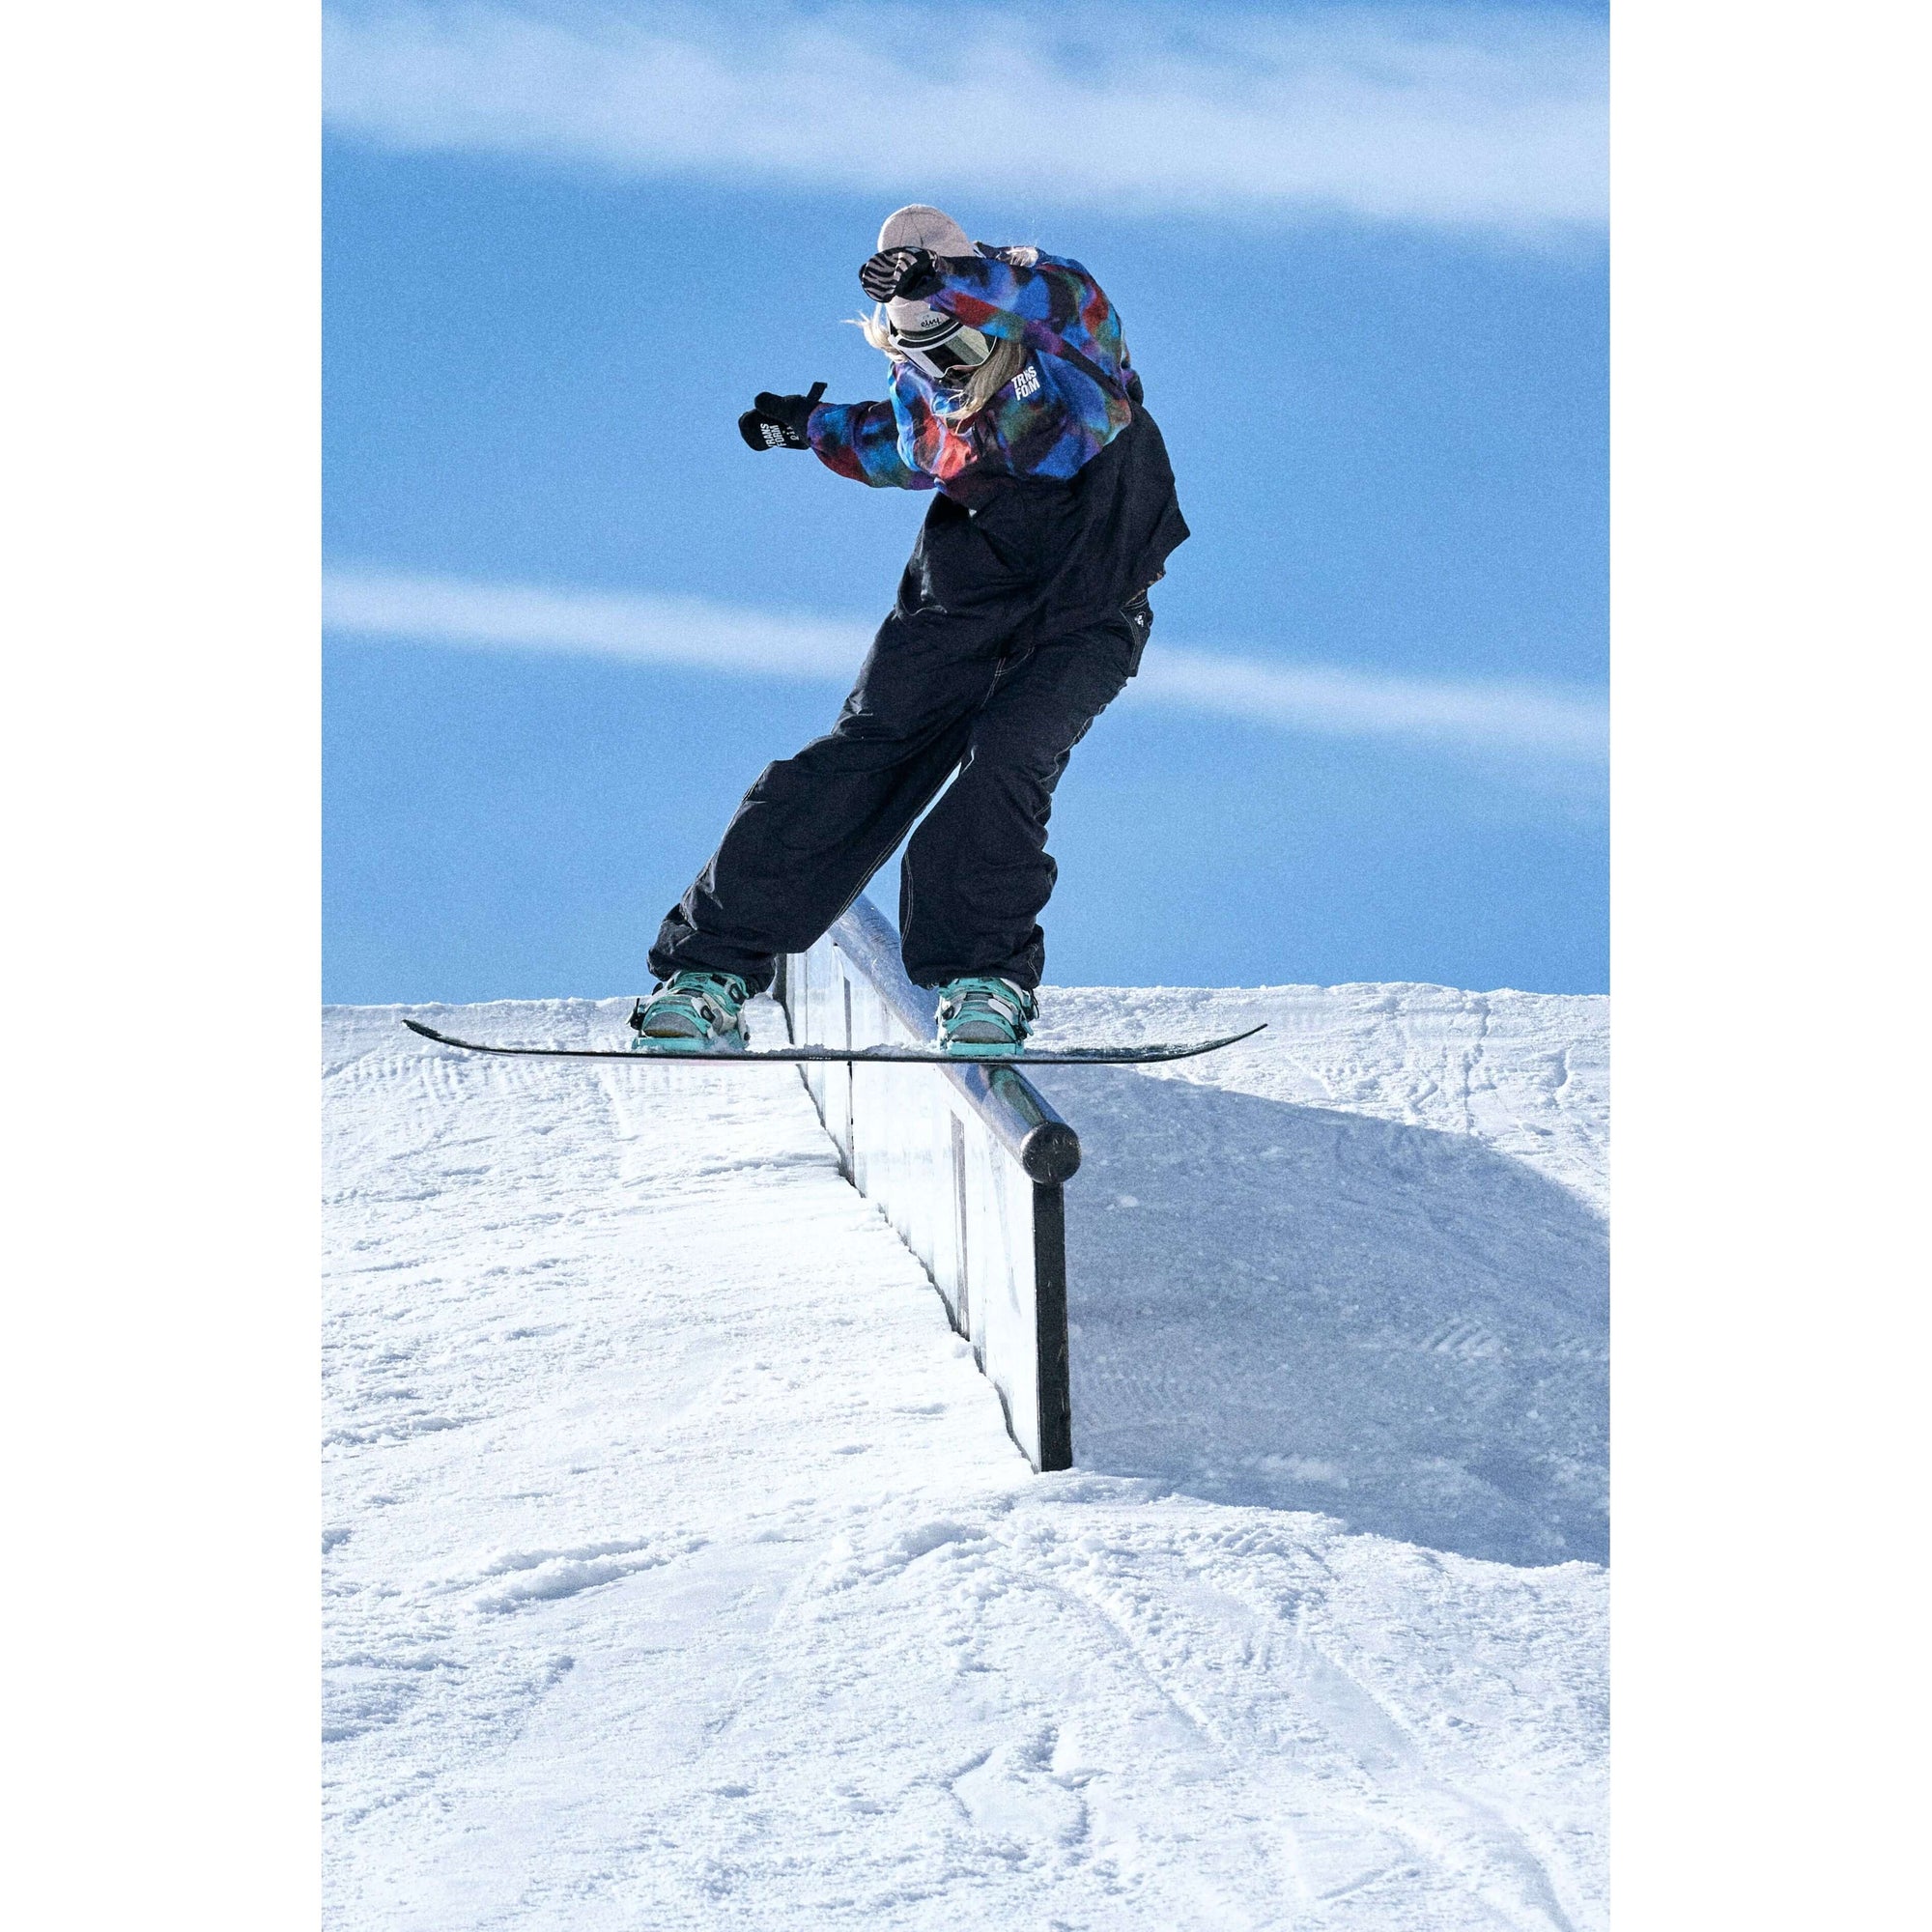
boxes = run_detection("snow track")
[324,988,1606,1930]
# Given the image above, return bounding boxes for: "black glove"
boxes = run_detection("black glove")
[858,246,946,303]
[738,381,827,452]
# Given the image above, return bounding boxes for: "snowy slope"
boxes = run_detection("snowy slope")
[324,988,1606,1931]
[1032,986,1607,1566]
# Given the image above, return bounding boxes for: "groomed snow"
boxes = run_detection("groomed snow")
[1030,985,1607,1569]
[324,984,1606,1930]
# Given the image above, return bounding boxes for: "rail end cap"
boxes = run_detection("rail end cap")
[1021,1120,1082,1184]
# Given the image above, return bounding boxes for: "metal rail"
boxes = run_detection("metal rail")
[779,895,1076,1471]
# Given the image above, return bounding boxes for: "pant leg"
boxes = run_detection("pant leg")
[649,610,1005,992]
[898,611,1140,989]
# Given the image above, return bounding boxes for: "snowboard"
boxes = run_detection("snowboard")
[401,1016,1265,1066]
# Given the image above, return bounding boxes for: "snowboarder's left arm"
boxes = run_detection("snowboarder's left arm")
[874,247,1133,391]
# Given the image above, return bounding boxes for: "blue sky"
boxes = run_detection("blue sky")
[324,0,1607,1002]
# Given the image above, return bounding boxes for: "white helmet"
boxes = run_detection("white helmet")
[876,204,992,383]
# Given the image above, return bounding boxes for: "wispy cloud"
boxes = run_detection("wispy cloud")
[1131,645,1604,760]
[324,563,1606,763]
[323,564,863,678]
[323,2,1607,233]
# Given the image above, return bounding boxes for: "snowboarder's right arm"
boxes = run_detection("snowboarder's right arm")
[737,382,934,490]
[805,398,938,491]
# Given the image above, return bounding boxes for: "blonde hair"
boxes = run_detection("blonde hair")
[855,304,1028,419]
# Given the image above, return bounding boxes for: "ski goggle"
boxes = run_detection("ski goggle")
[889,309,993,384]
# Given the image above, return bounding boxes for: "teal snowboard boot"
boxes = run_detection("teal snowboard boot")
[934,977,1037,1057]
[627,970,753,1054]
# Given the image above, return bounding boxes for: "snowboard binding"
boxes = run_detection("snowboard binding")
[626,972,752,1054]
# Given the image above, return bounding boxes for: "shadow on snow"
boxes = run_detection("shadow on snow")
[1033,1067,1608,1569]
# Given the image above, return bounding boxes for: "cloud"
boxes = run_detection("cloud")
[323,563,1606,763]
[1132,648,1605,760]
[323,2,1606,233]
[323,564,862,678]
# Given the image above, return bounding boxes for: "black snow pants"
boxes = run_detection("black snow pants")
[648,599,1148,994]
[650,405,1188,996]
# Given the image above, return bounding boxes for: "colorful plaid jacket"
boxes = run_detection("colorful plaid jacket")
[807,247,1137,495]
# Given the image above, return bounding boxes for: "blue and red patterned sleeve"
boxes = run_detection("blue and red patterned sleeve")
[923,251,1131,388]
[806,399,938,491]
[801,252,1137,491]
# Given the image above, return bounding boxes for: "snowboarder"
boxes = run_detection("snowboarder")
[635,205,1189,1056]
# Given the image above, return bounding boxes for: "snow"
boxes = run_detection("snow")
[1030,986,1607,1567]
[324,982,1607,1929]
